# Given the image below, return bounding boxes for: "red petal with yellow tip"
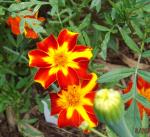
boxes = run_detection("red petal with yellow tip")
[34,68,56,89]
[28,50,51,68]
[123,76,150,118]
[50,93,62,115]
[73,45,91,52]
[58,109,82,127]
[25,28,38,39]
[57,68,79,89]
[37,34,58,52]
[57,29,78,51]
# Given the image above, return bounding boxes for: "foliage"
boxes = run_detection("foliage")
[0,0,149,136]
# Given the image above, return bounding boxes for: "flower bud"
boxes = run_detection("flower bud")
[94,89,133,137]
[94,89,124,123]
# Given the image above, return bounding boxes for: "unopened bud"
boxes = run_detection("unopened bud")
[94,89,124,123]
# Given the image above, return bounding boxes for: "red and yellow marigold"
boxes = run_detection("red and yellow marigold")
[123,76,150,118]
[28,29,93,89]
[49,73,98,128]
[7,13,45,39]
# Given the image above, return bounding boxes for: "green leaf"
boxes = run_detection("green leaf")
[81,31,91,46]
[143,4,150,12]
[16,77,30,89]
[98,68,135,83]
[122,90,133,103]
[142,50,150,58]
[131,21,143,39]
[18,122,44,137]
[118,26,141,53]
[0,6,5,15]
[138,70,150,82]
[8,2,35,12]
[79,14,91,30]
[19,18,25,34]
[139,112,149,137]
[49,0,58,15]
[125,100,141,137]
[93,24,110,32]
[35,94,44,113]
[24,18,46,34]
[90,0,101,12]
[136,94,150,109]
[100,32,110,60]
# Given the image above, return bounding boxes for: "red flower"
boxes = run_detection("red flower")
[28,29,93,89]
[50,73,98,128]
[123,76,150,118]
[7,13,45,39]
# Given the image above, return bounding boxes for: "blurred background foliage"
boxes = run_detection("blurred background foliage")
[0,0,149,137]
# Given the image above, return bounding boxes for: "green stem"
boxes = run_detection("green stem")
[90,128,108,137]
[57,9,63,28]
[108,118,133,137]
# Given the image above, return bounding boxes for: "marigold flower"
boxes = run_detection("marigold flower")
[28,29,93,89]
[7,13,45,39]
[49,73,98,128]
[123,76,150,118]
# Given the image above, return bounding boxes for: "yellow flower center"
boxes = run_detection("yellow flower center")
[57,85,81,108]
[54,52,68,67]
[66,86,81,106]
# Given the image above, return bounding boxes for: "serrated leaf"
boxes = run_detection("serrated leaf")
[142,50,150,58]
[19,18,25,34]
[122,90,133,103]
[136,94,150,109]
[100,32,110,60]
[118,26,141,53]
[98,68,135,83]
[138,70,150,82]
[93,24,110,32]
[125,100,141,137]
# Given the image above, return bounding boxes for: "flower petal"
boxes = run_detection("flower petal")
[57,67,79,89]
[81,73,97,95]
[57,29,78,51]
[24,27,38,39]
[50,93,62,115]
[58,109,82,127]
[28,50,51,68]
[34,68,56,89]
[76,106,97,127]
[74,60,92,79]
[7,16,21,35]
[37,34,58,52]
[70,45,93,62]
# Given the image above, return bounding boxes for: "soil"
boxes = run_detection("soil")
[0,113,91,137]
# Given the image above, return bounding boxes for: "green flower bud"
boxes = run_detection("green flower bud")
[94,89,124,123]
[94,89,133,137]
